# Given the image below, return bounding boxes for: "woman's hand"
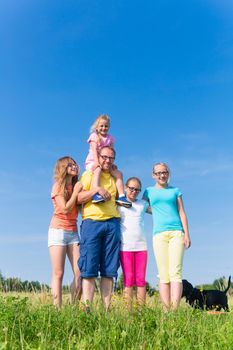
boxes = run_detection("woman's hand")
[73,181,83,195]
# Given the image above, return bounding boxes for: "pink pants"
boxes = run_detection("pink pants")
[120,251,148,287]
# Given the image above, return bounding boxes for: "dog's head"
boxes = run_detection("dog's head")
[182,279,194,299]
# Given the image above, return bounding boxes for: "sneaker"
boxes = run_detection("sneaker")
[116,195,132,208]
[92,193,105,204]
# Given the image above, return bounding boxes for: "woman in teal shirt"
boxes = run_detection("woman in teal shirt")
[143,162,191,311]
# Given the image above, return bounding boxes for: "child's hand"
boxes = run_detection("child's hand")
[184,234,191,249]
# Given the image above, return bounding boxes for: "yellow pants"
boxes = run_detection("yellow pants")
[153,230,184,283]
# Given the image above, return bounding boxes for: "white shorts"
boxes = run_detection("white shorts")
[48,228,80,247]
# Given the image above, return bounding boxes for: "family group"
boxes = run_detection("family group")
[48,115,191,311]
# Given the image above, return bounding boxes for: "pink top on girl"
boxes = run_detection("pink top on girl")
[85,132,115,170]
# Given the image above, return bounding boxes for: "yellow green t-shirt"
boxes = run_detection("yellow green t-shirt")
[80,170,120,221]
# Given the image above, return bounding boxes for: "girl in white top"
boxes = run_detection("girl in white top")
[118,177,150,307]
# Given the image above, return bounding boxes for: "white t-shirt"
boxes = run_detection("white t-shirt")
[118,199,149,251]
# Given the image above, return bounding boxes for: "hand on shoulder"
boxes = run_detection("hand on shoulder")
[74,181,83,194]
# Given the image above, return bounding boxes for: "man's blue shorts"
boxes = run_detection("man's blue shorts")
[78,218,121,278]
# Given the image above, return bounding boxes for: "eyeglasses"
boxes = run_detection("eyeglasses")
[99,154,115,162]
[127,186,141,193]
[153,171,169,176]
[67,163,79,169]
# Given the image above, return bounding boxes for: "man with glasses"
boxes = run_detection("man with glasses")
[77,146,121,310]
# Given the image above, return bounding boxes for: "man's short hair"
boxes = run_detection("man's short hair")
[99,146,116,158]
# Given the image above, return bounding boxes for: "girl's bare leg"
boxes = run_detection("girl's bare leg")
[159,282,171,311]
[92,166,101,187]
[124,286,134,309]
[110,168,124,196]
[67,243,81,303]
[170,281,182,310]
[49,246,66,308]
[136,286,146,306]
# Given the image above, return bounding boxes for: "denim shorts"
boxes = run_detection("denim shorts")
[78,218,121,278]
[48,228,80,247]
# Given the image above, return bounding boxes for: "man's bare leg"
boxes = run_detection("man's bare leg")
[82,278,95,308]
[100,277,113,310]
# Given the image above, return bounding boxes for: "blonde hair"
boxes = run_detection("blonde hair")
[90,114,111,134]
[53,156,78,200]
[153,162,171,183]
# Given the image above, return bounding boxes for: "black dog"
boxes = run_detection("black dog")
[182,276,231,311]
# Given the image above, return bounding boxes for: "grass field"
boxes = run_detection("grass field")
[0,292,233,350]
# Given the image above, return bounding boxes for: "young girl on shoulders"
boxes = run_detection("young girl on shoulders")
[118,177,150,307]
[85,114,131,208]
[48,156,82,307]
[143,162,191,311]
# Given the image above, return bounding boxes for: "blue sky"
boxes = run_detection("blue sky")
[0,0,233,287]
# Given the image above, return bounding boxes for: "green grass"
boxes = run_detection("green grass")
[0,293,233,349]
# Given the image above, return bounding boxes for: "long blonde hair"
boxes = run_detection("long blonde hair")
[53,156,78,200]
[90,114,111,141]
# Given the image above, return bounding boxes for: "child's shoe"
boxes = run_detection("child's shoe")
[116,195,132,208]
[92,193,105,204]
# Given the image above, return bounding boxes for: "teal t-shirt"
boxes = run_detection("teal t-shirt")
[143,186,183,235]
